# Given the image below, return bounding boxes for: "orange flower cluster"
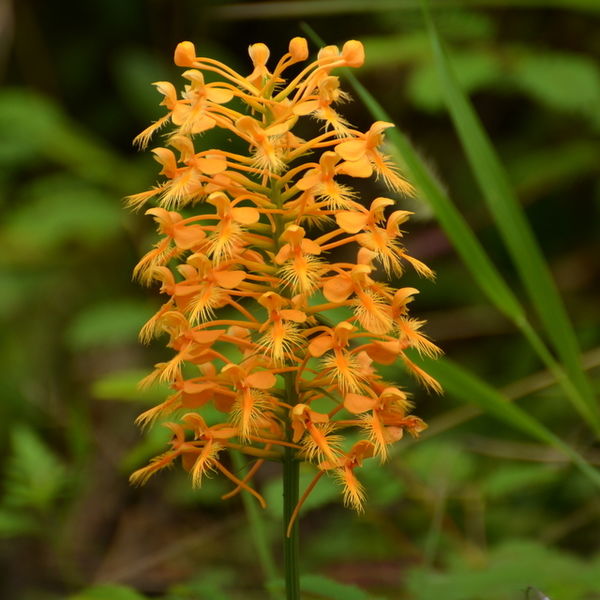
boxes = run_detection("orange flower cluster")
[128,37,441,514]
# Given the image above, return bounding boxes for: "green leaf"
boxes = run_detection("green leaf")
[512,51,600,124]
[360,33,430,69]
[407,50,499,111]
[112,46,170,122]
[420,2,599,431]
[92,369,170,403]
[407,539,599,600]
[65,300,154,350]
[3,175,123,259]
[0,507,39,538]
[0,89,125,185]
[3,426,68,512]
[507,140,600,198]
[405,441,475,491]
[482,463,558,499]
[167,571,234,600]
[360,461,406,507]
[0,89,64,165]
[69,584,148,600]
[414,355,600,489]
[300,574,381,600]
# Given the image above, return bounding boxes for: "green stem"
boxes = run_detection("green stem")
[283,373,301,600]
[271,169,300,600]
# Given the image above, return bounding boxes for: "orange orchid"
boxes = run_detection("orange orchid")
[128,38,440,532]
[335,121,414,194]
[344,386,426,459]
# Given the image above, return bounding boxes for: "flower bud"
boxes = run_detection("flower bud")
[174,41,197,67]
[342,40,364,68]
[289,37,309,62]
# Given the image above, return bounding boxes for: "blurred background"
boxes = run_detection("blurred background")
[1,1,599,599]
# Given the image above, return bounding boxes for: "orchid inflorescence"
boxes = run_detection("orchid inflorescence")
[128,36,441,519]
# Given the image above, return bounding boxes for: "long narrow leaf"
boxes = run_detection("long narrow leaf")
[420,1,599,429]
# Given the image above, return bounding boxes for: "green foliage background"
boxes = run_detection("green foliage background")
[0,1,599,599]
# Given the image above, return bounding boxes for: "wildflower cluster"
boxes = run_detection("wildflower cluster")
[128,37,441,514]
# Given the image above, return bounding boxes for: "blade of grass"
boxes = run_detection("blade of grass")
[301,24,599,436]
[420,1,599,430]
[414,355,600,489]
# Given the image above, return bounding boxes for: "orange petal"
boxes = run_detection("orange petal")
[182,381,214,394]
[265,121,293,136]
[173,284,203,297]
[280,309,307,323]
[173,224,205,249]
[190,115,217,134]
[308,409,329,424]
[152,147,178,177]
[301,238,321,255]
[370,121,395,135]
[197,155,227,175]
[214,391,235,413]
[337,156,372,178]
[365,340,402,365]
[383,426,404,444]
[153,81,178,106]
[335,139,365,162]
[171,104,189,126]
[206,87,234,104]
[336,211,368,234]
[211,427,238,439]
[246,371,276,389]
[387,210,411,231]
[323,275,354,303]
[275,245,291,264]
[308,334,333,357]
[293,100,319,116]
[169,134,196,162]
[214,270,246,289]
[348,440,375,463]
[231,206,260,225]
[191,329,225,344]
[248,42,270,67]
[344,393,378,414]
[397,416,427,437]
[371,196,395,215]
[281,224,306,245]
[296,171,321,191]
